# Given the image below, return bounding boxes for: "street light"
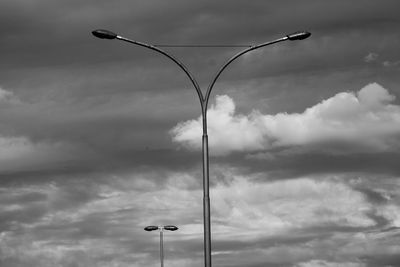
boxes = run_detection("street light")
[144,225,179,267]
[92,29,311,267]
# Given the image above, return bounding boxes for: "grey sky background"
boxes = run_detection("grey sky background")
[1,1,400,266]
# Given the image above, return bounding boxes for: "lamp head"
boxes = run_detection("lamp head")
[144,226,159,231]
[92,29,118,39]
[163,225,178,231]
[287,31,311,41]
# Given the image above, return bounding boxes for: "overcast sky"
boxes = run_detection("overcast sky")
[1,1,400,266]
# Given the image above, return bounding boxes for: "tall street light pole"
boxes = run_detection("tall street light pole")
[144,225,179,267]
[92,29,311,267]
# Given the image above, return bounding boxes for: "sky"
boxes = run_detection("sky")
[1,0,400,266]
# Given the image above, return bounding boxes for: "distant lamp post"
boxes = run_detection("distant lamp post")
[144,225,179,267]
[92,29,311,267]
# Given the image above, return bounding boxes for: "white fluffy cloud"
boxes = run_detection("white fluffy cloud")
[171,83,400,155]
[211,174,375,238]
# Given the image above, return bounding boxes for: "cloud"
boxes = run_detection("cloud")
[295,260,366,267]
[171,83,400,155]
[0,171,203,267]
[383,60,400,67]
[0,136,34,161]
[0,87,12,100]
[364,52,378,63]
[211,174,375,237]
[363,53,400,68]
[1,168,400,266]
[0,134,96,173]
[0,87,18,104]
[170,95,272,155]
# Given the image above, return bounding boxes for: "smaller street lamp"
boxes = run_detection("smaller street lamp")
[144,225,179,267]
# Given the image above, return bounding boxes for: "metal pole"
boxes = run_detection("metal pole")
[160,228,164,267]
[202,130,211,267]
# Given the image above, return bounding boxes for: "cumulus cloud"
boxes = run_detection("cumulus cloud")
[171,83,400,155]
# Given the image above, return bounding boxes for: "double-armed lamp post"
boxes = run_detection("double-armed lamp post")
[92,29,311,267]
[144,225,178,267]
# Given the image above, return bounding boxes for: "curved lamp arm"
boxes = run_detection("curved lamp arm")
[204,31,311,114]
[92,29,205,111]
